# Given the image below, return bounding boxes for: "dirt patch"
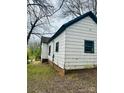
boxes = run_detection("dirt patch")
[27,64,97,93]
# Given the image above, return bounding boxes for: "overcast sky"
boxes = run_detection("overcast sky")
[45,0,73,35]
[29,0,74,43]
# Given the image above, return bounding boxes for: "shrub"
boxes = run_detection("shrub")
[27,47,41,62]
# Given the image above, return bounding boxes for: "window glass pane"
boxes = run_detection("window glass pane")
[56,42,59,52]
[85,40,94,53]
[85,41,94,46]
[49,46,51,55]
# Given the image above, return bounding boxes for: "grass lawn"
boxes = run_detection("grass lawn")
[27,63,56,80]
[27,62,97,93]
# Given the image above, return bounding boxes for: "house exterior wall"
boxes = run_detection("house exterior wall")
[41,43,48,60]
[48,31,65,69]
[47,16,96,70]
[64,17,97,70]
[48,41,53,61]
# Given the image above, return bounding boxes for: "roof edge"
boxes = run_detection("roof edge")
[48,11,97,43]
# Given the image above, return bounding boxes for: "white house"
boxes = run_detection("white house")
[41,11,97,75]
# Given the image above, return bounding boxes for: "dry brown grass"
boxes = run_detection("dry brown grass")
[27,63,97,93]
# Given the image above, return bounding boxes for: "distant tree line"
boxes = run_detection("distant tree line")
[27,42,41,62]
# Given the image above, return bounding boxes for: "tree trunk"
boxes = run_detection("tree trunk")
[27,26,34,44]
[27,19,39,44]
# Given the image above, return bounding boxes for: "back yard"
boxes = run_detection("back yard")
[27,62,97,93]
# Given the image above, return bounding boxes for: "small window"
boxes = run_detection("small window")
[48,46,51,55]
[84,40,94,53]
[56,42,59,52]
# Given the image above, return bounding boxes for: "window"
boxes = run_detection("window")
[56,42,59,52]
[48,46,51,55]
[84,40,94,53]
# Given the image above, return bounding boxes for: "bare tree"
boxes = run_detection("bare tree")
[61,0,97,18]
[27,0,65,44]
[27,0,54,44]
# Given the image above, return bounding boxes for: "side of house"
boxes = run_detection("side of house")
[64,16,97,70]
[48,31,66,69]
[41,37,50,62]
[41,11,97,73]
[41,43,48,61]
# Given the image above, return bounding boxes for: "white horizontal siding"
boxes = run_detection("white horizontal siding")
[66,36,96,42]
[66,32,96,38]
[48,42,54,61]
[47,16,97,70]
[41,43,48,59]
[72,24,96,30]
[65,16,97,70]
[65,62,96,66]
[65,59,96,63]
[65,42,97,49]
[65,64,95,70]
[48,31,65,69]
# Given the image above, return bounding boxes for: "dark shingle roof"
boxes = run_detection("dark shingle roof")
[41,36,50,43]
[48,11,97,43]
